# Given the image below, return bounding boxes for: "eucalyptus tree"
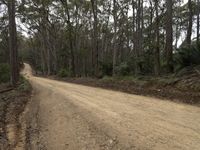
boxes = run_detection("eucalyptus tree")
[60,0,76,76]
[8,0,19,85]
[112,0,117,75]
[197,0,200,42]
[13,0,200,77]
[0,0,19,85]
[165,0,173,73]
[154,0,160,75]
[91,0,101,76]
[186,0,193,46]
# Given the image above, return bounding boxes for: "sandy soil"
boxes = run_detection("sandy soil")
[22,64,200,150]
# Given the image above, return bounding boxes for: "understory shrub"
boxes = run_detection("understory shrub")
[175,43,200,71]
[57,68,70,77]
[115,62,130,76]
[0,63,10,83]
[18,76,32,92]
[100,60,113,76]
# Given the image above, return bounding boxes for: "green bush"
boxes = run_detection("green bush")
[0,63,10,83]
[115,62,130,76]
[17,76,31,92]
[100,60,113,76]
[57,68,70,77]
[175,43,200,71]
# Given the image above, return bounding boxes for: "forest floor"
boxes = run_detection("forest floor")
[51,67,200,106]
[20,63,200,150]
[0,80,32,149]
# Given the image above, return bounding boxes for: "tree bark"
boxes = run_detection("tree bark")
[136,0,143,74]
[165,0,173,73]
[154,0,160,75]
[8,0,19,86]
[197,0,200,43]
[134,0,142,75]
[186,0,193,46]
[60,0,75,76]
[91,0,99,76]
[112,0,117,76]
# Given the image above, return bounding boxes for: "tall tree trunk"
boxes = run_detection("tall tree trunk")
[186,0,193,46]
[154,0,160,75]
[140,0,144,55]
[134,0,142,75]
[165,0,173,73]
[46,28,51,75]
[60,0,75,76]
[8,0,19,86]
[40,2,51,75]
[197,0,200,43]
[112,0,117,76]
[91,0,99,76]
[132,0,136,57]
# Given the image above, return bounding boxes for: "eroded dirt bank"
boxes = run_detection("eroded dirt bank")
[24,64,200,150]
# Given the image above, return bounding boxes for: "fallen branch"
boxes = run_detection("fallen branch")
[0,88,14,94]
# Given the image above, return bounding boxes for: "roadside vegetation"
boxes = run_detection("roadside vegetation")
[54,66,200,105]
[0,75,32,149]
[53,44,200,105]
[0,44,31,148]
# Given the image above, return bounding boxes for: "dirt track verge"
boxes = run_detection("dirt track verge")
[49,77,200,106]
[0,83,31,149]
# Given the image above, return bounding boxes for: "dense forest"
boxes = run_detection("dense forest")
[0,0,200,85]
[1,1,200,149]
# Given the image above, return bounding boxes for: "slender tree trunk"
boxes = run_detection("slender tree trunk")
[186,0,193,46]
[197,0,200,43]
[91,0,99,76]
[175,24,179,49]
[132,0,136,57]
[40,2,51,75]
[165,0,173,73]
[46,28,51,75]
[112,0,117,76]
[140,0,144,55]
[60,0,75,76]
[134,0,142,75]
[68,22,75,77]
[149,0,153,42]
[46,51,51,75]
[154,0,160,75]
[8,0,19,86]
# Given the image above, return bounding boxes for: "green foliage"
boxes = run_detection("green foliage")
[126,51,154,75]
[139,51,154,74]
[115,62,130,76]
[101,75,111,80]
[175,44,200,71]
[100,60,113,76]
[57,68,70,77]
[0,63,10,83]
[17,76,31,92]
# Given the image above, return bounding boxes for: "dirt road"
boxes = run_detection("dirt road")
[22,64,200,150]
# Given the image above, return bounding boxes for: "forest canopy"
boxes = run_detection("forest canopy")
[0,0,200,83]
